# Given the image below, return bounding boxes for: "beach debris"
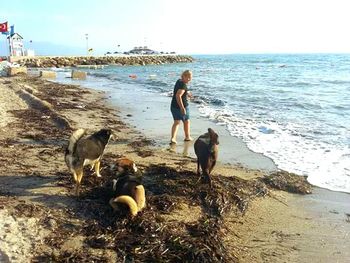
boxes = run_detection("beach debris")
[128,138,155,148]
[261,171,312,194]
[128,138,156,157]
[42,162,273,262]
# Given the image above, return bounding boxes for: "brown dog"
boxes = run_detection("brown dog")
[109,175,146,217]
[194,128,219,186]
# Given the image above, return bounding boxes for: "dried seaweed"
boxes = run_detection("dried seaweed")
[261,171,312,194]
[32,251,109,263]
[39,162,263,262]
[127,138,156,158]
[11,202,46,218]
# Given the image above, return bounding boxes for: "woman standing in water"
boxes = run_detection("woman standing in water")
[170,70,193,144]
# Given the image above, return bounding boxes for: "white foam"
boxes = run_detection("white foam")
[197,104,350,193]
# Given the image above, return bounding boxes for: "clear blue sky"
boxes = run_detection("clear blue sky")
[1,0,350,55]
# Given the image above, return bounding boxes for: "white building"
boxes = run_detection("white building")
[7,33,25,56]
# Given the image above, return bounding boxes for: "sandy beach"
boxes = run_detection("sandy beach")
[0,75,349,262]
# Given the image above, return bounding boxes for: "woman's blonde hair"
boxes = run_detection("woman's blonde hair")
[181,70,192,78]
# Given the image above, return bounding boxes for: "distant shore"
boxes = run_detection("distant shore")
[8,54,194,68]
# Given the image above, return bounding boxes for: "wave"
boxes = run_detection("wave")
[321,79,350,85]
[197,104,350,193]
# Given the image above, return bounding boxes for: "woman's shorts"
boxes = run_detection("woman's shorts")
[171,106,190,121]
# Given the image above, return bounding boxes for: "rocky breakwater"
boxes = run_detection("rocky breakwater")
[14,55,194,68]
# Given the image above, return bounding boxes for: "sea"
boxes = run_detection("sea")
[54,54,350,193]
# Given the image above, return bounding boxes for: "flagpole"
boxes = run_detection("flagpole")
[8,36,12,57]
[5,37,8,57]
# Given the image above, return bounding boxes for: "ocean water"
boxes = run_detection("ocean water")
[56,54,350,193]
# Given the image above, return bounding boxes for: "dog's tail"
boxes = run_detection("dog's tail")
[65,129,86,170]
[112,195,139,217]
[66,128,86,155]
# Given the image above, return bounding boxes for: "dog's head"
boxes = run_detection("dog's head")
[101,129,113,140]
[111,157,138,176]
[94,128,114,144]
[208,128,219,145]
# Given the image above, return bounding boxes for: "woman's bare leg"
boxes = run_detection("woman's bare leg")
[184,120,192,141]
[171,120,181,143]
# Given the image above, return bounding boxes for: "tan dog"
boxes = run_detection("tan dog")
[109,175,146,217]
[65,128,113,196]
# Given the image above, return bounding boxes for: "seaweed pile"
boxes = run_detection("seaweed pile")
[261,171,312,194]
[128,138,156,158]
[9,108,70,141]
[33,162,269,262]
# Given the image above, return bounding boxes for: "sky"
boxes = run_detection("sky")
[1,0,350,55]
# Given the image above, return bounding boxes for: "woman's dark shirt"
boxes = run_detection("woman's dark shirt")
[171,79,188,109]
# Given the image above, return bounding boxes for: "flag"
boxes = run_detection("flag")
[0,21,8,32]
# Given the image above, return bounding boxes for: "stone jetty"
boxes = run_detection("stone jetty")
[11,55,194,68]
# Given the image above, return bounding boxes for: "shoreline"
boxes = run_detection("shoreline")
[57,63,350,194]
[0,76,349,262]
[54,72,278,172]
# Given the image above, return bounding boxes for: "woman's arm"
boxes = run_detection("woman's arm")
[176,89,186,115]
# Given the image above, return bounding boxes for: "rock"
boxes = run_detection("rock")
[71,70,87,80]
[40,70,57,79]
[7,67,27,76]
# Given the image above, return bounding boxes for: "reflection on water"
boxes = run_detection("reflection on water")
[167,141,193,157]
[182,141,192,157]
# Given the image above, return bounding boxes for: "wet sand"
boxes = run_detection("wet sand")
[0,75,349,262]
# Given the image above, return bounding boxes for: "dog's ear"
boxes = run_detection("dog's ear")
[132,162,138,173]
[111,131,117,141]
[208,128,219,145]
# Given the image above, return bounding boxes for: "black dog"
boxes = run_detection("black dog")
[194,128,219,186]
[109,175,146,217]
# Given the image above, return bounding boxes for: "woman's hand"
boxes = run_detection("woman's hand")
[181,107,186,116]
